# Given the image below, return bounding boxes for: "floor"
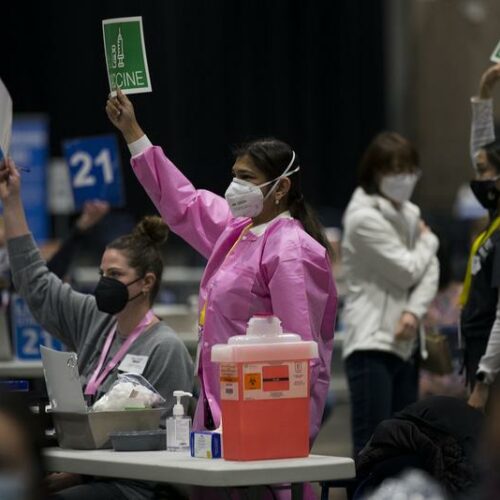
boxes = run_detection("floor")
[311,403,351,499]
[309,350,352,500]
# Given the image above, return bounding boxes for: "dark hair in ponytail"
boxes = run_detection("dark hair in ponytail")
[233,138,333,258]
[107,216,169,304]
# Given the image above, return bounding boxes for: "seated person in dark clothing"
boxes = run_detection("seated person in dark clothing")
[356,396,484,497]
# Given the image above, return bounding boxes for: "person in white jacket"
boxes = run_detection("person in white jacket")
[462,63,500,411]
[341,131,439,456]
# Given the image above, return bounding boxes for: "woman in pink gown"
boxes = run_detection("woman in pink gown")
[106,90,337,499]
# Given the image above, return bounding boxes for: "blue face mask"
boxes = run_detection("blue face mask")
[0,473,29,500]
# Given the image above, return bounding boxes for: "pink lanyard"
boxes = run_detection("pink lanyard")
[84,310,155,396]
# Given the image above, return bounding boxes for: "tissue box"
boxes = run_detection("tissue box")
[52,408,162,449]
[190,431,222,458]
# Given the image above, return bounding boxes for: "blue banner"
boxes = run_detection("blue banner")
[62,135,124,209]
[11,294,64,360]
[9,115,49,243]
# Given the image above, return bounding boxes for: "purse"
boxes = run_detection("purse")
[420,327,454,375]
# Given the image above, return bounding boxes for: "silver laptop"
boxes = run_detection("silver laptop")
[40,346,87,413]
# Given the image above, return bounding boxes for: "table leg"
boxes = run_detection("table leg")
[247,486,267,499]
[291,483,304,500]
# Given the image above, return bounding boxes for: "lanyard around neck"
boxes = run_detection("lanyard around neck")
[460,216,500,307]
[84,309,155,396]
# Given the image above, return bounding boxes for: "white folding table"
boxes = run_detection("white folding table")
[44,447,355,500]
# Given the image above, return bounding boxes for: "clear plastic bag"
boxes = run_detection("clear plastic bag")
[92,373,166,412]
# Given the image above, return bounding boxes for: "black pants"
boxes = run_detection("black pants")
[345,350,418,457]
[49,480,155,500]
[50,482,127,500]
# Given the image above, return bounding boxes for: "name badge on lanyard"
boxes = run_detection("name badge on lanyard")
[118,354,149,375]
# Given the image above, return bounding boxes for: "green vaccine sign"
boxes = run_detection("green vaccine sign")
[102,16,152,95]
[491,39,500,64]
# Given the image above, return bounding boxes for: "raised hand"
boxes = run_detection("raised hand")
[479,63,500,99]
[105,88,144,143]
[0,157,30,239]
[75,200,110,232]
[0,157,21,202]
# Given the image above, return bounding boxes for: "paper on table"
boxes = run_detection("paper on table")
[0,78,12,161]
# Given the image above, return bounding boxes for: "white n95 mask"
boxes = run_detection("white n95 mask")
[225,152,300,218]
[379,173,420,204]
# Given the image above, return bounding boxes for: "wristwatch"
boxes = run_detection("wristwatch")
[475,370,495,386]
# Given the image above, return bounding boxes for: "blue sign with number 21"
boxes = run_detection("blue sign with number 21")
[63,135,124,210]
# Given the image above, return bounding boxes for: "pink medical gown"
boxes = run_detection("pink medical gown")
[131,145,337,447]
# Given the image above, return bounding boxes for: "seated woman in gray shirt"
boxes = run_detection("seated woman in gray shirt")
[0,157,193,500]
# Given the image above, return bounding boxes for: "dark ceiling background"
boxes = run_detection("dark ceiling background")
[2,0,386,225]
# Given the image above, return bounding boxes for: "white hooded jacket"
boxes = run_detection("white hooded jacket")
[341,187,439,360]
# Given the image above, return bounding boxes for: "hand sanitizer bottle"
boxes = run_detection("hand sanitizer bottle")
[166,390,192,452]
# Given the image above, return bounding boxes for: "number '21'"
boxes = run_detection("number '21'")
[70,149,114,187]
[22,329,54,356]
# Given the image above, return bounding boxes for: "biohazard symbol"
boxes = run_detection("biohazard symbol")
[244,373,261,390]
